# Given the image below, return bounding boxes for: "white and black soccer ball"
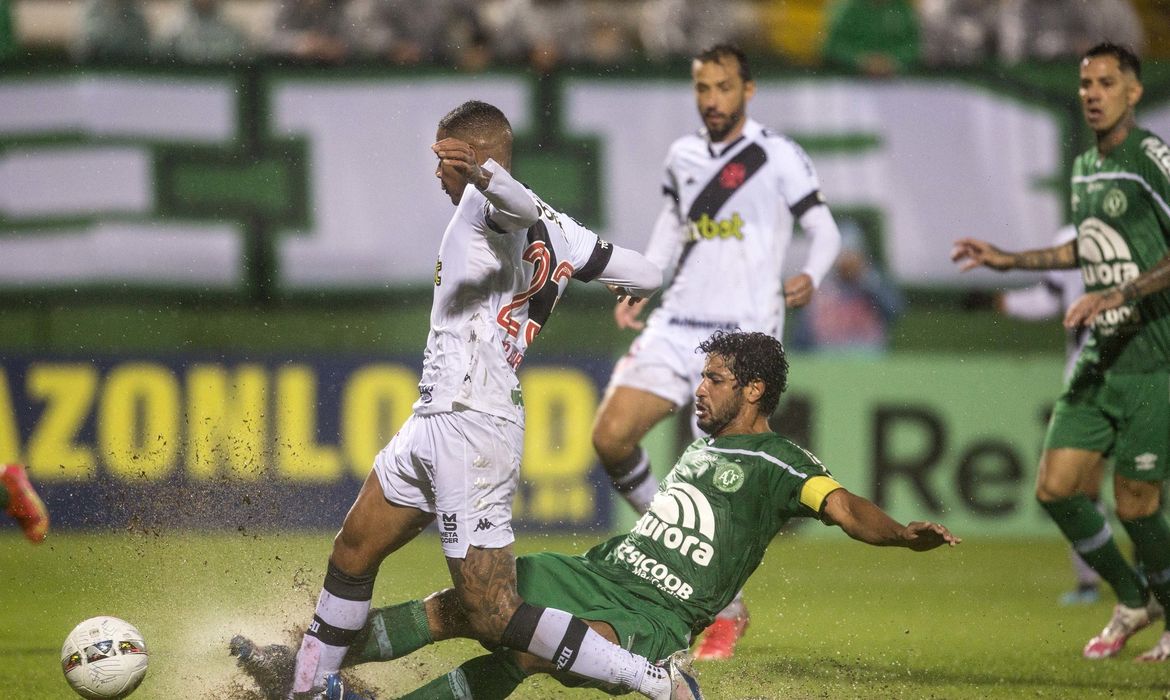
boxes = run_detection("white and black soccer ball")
[61,616,149,699]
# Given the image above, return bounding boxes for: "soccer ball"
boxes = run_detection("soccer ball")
[61,616,149,699]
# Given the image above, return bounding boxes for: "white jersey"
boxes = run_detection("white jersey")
[414,161,616,425]
[646,118,833,335]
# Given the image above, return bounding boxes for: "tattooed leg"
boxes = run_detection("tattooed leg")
[446,544,524,643]
[445,546,666,697]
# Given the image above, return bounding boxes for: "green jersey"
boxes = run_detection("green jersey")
[584,432,842,634]
[1070,127,1170,374]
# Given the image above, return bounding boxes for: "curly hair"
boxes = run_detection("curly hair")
[697,330,788,415]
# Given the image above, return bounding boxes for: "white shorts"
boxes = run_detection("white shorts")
[372,410,522,559]
[606,325,713,408]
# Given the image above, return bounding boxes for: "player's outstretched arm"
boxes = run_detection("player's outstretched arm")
[596,245,662,305]
[820,488,960,551]
[951,238,1077,272]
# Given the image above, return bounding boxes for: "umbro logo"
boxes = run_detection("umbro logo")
[474,518,494,532]
[1135,453,1158,471]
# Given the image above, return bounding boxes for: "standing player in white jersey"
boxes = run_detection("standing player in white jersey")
[591,43,842,660]
[274,101,707,700]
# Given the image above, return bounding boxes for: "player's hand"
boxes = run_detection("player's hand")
[432,138,490,189]
[1064,289,1123,329]
[951,238,1014,272]
[901,521,961,551]
[783,273,814,308]
[611,291,650,330]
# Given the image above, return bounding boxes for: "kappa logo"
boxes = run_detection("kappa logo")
[474,518,494,532]
[1135,453,1158,471]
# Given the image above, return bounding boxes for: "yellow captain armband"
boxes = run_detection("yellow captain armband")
[800,475,844,513]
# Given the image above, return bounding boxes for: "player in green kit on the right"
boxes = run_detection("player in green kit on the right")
[232,331,959,699]
[953,42,1170,661]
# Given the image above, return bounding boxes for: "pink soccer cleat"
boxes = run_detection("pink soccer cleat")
[2,464,49,543]
[1136,631,1170,662]
[1083,600,1163,659]
[693,609,749,661]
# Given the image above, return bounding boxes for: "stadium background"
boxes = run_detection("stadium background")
[7,4,1170,697]
[6,58,1170,537]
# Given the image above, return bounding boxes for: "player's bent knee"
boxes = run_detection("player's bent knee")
[594,408,650,465]
[454,589,520,644]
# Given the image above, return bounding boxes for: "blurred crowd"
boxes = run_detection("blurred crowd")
[0,0,1165,72]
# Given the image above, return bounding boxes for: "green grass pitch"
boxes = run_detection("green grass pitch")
[5,531,1167,699]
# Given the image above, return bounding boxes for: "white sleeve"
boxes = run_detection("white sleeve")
[593,244,663,298]
[774,137,822,210]
[479,159,540,233]
[643,199,687,285]
[797,204,842,288]
[1001,282,1063,320]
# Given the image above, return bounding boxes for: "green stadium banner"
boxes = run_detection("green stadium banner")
[5,66,1170,300]
[785,354,1066,538]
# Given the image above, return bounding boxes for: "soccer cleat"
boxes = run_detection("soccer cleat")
[665,651,703,700]
[1136,631,1170,662]
[323,673,375,700]
[229,634,295,700]
[1083,599,1164,659]
[2,464,49,543]
[693,615,749,661]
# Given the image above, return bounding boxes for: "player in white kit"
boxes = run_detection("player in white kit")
[591,44,843,660]
[281,101,706,700]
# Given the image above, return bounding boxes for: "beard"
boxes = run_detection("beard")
[703,105,745,143]
[696,392,743,436]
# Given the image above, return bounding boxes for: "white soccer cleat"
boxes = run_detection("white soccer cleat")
[1083,599,1164,659]
[1136,631,1170,662]
[666,651,703,700]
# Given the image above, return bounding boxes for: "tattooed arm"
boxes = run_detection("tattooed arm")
[951,238,1078,272]
[1065,252,1170,328]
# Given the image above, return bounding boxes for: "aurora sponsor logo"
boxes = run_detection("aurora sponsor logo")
[1077,218,1142,334]
[632,482,716,566]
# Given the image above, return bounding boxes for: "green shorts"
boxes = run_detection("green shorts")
[516,551,690,663]
[1044,369,1170,481]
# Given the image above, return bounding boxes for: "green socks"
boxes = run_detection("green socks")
[399,652,526,700]
[1040,494,1146,608]
[1121,512,1170,610]
[344,600,433,666]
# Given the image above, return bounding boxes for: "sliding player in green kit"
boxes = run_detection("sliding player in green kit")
[232,331,959,699]
[954,43,1170,661]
